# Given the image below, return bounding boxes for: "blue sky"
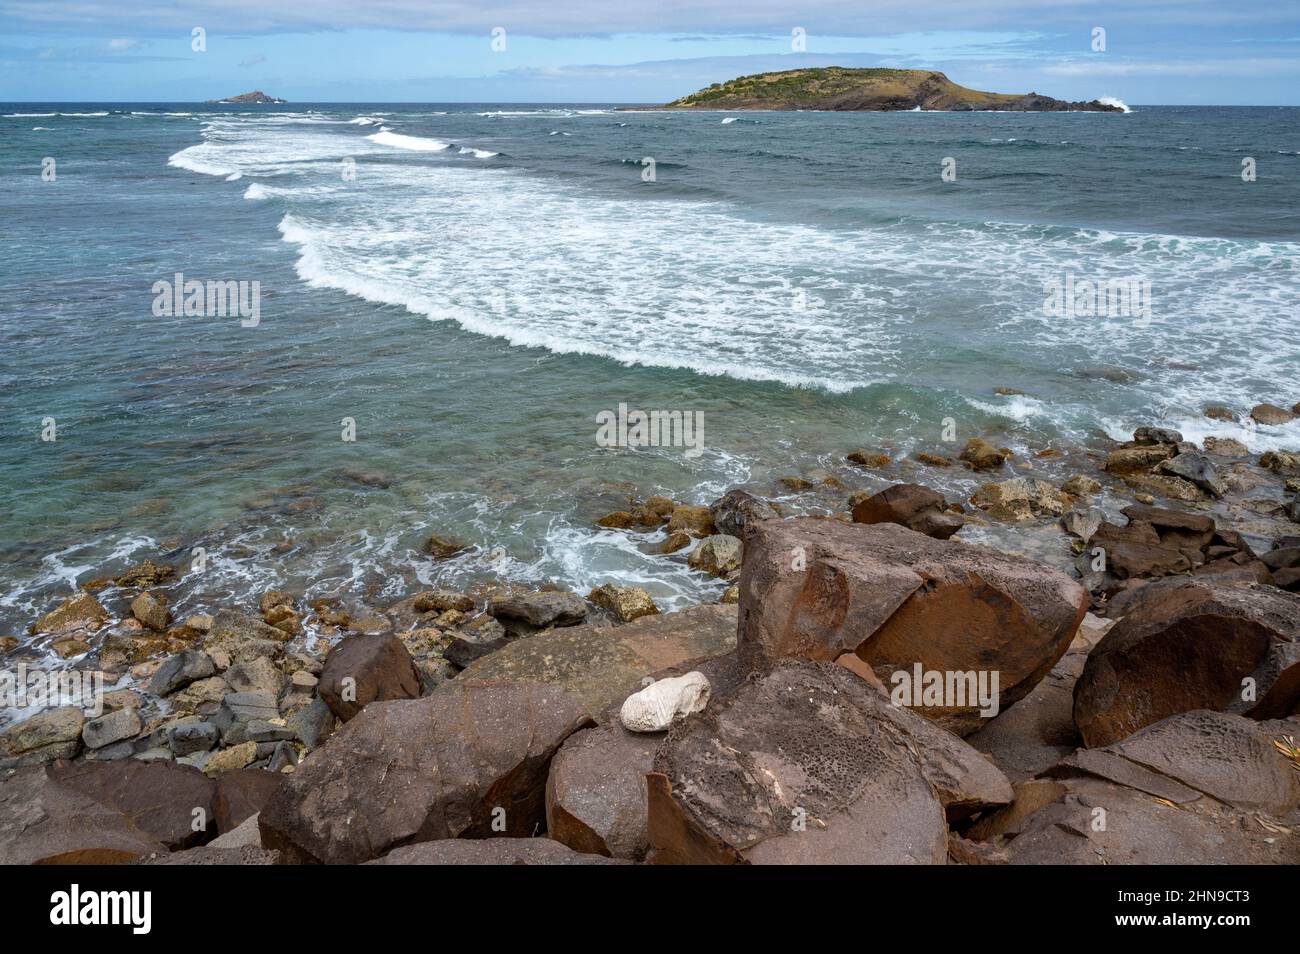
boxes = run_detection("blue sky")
[1,1,1298,104]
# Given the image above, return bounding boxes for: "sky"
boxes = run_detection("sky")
[1,1,1298,104]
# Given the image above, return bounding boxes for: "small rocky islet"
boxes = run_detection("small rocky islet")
[2,397,1299,864]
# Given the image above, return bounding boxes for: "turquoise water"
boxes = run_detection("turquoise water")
[2,102,1299,631]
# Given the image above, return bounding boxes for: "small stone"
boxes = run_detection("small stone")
[1250,403,1297,426]
[687,535,743,577]
[1203,405,1237,422]
[719,585,739,604]
[130,591,170,631]
[51,639,91,659]
[658,531,692,553]
[847,449,891,468]
[1061,474,1101,497]
[82,707,142,750]
[185,614,214,632]
[203,741,257,777]
[1132,425,1184,445]
[587,584,659,622]
[114,559,176,588]
[914,453,954,467]
[620,672,711,732]
[423,533,468,559]
[777,476,814,491]
[958,437,1010,472]
[432,609,465,628]
[412,590,475,614]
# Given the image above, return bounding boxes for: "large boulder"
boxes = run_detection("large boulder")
[46,759,216,850]
[647,659,1009,864]
[0,767,167,864]
[738,519,1086,734]
[851,483,964,539]
[259,681,592,864]
[0,706,84,766]
[456,604,737,721]
[545,723,660,860]
[317,633,421,722]
[1074,580,1300,746]
[29,591,109,636]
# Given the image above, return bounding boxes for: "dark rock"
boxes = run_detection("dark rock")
[738,519,1086,734]
[259,681,593,864]
[709,489,779,540]
[317,634,422,722]
[444,634,510,668]
[1132,426,1183,445]
[488,591,587,627]
[850,483,964,539]
[47,759,216,850]
[168,720,218,756]
[368,838,626,865]
[149,650,217,696]
[214,767,283,833]
[1157,451,1225,498]
[1074,579,1300,746]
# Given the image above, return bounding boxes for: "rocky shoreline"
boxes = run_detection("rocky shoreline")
[3,398,1299,864]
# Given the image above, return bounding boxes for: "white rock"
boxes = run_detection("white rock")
[619,671,711,733]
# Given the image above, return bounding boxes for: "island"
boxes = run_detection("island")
[657,67,1123,112]
[206,90,287,105]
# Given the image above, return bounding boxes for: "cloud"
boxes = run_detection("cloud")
[1043,57,1300,77]
[239,52,266,66]
[106,37,137,50]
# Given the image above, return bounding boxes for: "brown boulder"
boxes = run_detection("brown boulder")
[317,633,422,722]
[259,681,592,863]
[1251,403,1297,426]
[959,437,1010,471]
[850,483,964,539]
[545,723,660,859]
[647,660,1006,864]
[45,759,216,850]
[1074,579,1300,746]
[738,519,1086,734]
[0,767,166,864]
[29,591,109,636]
[214,767,284,832]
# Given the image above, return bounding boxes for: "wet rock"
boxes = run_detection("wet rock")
[1251,403,1297,426]
[413,590,475,614]
[0,706,85,765]
[666,504,715,537]
[546,723,659,860]
[82,707,142,750]
[1204,404,1237,422]
[489,590,588,628]
[1060,509,1103,542]
[687,534,743,577]
[369,838,625,865]
[847,449,891,468]
[1261,450,1300,477]
[457,604,738,721]
[1061,474,1101,497]
[203,609,289,662]
[29,591,109,637]
[0,767,167,864]
[1132,425,1184,445]
[970,477,1071,521]
[647,660,1005,864]
[850,483,964,539]
[1074,579,1300,746]
[658,531,692,553]
[587,583,659,622]
[1103,443,1175,475]
[1203,436,1249,457]
[51,638,90,659]
[423,532,468,559]
[47,759,216,849]
[114,559,175,588]
[738,519,1086,735]
[958,437,1011,472]
[317,634,421,722]
[914,452,954,467]
[259,681,593,864]
[597,511,636,529]
[1158,451,1225,498]
[149,649,216,696]
[443,634,509,668]
[709,489,778,539]
[620,671,711,732]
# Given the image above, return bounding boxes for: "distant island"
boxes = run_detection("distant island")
[206,90,286,105]
[657,67,1124,112]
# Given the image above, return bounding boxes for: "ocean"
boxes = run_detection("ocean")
[2,101,1299,633]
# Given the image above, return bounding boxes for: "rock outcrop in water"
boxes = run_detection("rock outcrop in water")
[206,90,286,105]
[661,67,1125,112]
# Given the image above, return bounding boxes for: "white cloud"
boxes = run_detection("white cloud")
[106,37,138,50]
